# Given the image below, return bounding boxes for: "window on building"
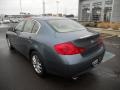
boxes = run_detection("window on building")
[104,7,112,22]
[105,0,113,5]
[92,2,102,7]
[92,7,102,21]
[92,2,102,21]
[82,8,90,21]
[82,4,90,8]
[81,4,90,21]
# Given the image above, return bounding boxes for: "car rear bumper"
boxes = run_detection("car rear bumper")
[62,52,104,78]
[49,46,105,78]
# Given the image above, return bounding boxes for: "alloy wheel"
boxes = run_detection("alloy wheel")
[32,55,43,74]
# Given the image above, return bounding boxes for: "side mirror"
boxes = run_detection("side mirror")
[8,27,15,32]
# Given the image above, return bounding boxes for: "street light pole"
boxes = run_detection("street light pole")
[20,0,22,14]
[56,1,59,16]
[43,0,45,15]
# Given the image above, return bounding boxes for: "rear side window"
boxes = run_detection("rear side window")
[15,21,25,31]
[23,20,34,33]
[31,22,40,33]
[48,19,86,33]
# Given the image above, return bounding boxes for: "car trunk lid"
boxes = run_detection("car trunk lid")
[55,30,102,55]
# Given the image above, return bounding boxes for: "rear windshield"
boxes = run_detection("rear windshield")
[47,19,86,33]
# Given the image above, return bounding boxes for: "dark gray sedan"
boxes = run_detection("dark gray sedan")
[6,17,105,79]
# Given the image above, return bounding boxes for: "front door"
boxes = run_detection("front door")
[14,20,26,50]
[18,19,35,56]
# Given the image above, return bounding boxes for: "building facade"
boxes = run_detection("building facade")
[78,0,120,22]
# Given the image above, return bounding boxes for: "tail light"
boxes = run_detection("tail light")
[54,42,86,55]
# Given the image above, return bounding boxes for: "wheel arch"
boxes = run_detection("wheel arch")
[28,48,45,61]
[29,48,38,59]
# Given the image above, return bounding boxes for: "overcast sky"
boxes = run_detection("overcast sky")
[0,0,78,15]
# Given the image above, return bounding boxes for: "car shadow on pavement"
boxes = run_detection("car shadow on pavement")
[38,71,98,86]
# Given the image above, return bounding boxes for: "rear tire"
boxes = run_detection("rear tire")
[31,51,46,77]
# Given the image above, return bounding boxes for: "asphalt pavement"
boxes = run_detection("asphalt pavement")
[0,25,120,90]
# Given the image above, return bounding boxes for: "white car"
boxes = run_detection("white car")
[3,20,10,24]
[10,19,19,23]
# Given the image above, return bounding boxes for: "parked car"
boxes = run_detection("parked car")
[10,19,19,23]
[3,20,10,24]
[6,17,105,79]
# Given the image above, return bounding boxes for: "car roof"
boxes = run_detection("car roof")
[30,16,68,21]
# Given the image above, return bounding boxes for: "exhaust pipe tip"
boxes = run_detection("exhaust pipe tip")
[72,77,79,80]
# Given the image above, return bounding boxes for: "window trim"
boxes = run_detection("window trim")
[16,19,41,34]
[31,19,41,34]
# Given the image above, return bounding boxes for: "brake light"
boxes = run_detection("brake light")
[54,42,86,55]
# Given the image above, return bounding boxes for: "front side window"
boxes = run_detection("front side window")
[48,19,86,33]
[15,21,25,31]
[23,20,34,33]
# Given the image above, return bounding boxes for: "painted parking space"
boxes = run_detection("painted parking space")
[102,51,116,63]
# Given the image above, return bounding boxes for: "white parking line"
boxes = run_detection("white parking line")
[102,51,116,63]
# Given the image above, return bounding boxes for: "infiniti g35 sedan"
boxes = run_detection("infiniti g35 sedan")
[6,17,105,78]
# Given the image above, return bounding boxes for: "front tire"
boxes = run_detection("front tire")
[31,51,46,77]
[6,38,14,50]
